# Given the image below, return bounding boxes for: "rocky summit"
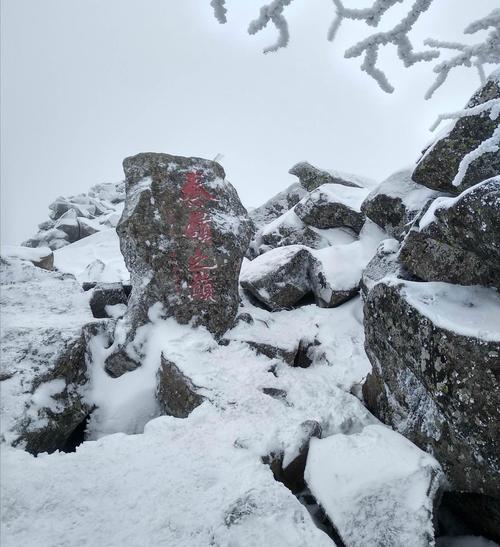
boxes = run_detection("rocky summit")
[1,74,500,547]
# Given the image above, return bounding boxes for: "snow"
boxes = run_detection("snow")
[324,168,378,190]
[1,244,52,262]
[398,280,500,342]
[54,228,128,283]
[240,244,306,284]
[305,424,442,547]
[0,257,95,447]
[300,182,369,212]
[2,289,382,546]
[366,167,443,211]
[311,221,386,292]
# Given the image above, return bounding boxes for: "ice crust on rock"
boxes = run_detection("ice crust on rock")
[305,424,443,547]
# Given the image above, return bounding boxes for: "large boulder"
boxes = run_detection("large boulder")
[105,153,253,376]
[0,256,97,454]
[361,168,443,240]
[1,245,54,271]
[240,246,313,310]
[305,425,443,547]
[289,161,375,191]
[294,183,368,233]
[400,177,500,289]
[363,279,500,504]
[412,73,500,193]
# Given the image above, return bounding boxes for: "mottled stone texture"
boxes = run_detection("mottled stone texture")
[412,77,500,193]
[295,188,365,233]
[156,355,204,418]
[400,177,500,289]
[363,281,500,502]
[105,153,253,376]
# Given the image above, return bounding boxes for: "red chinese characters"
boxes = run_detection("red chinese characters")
[181,172,217,302]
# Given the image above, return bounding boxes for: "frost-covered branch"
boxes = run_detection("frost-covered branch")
[429,98,500,131]
[424,9,500,98]
[337,0,438,93]
[248,0,295,53]
[210,1,500,97]
[210,0,227,24]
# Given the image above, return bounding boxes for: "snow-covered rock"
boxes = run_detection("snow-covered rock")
[295,183,368,233]
[1,244,54,270]
[23,181,125,250]
[401,177,500,289]
[412,75,500,194]
[240,245,313,310]
[363,279,500,507]
[305,425,443,547]
[289,161,376,191]
[310,221,386,307]
[0,256,97,454]
[104,153,253,377]
[243,221,386,310]
[89,282,129,319]
[249,182,308,228]
[361,168,443,239]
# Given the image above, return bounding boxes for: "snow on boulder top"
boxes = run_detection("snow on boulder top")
[289,161,377,191]
[305,424,442,547]
[367,168,442,212]
[396,280,500,343]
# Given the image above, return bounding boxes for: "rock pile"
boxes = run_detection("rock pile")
[23,182,125,250]
[361,73,500,540]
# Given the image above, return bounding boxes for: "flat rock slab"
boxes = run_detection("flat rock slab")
[305,425,443,547]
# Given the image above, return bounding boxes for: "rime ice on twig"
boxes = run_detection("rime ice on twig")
[248,0,295,53]
[424,9,500,99]
[211,0,227,24]
[335,0,438,93]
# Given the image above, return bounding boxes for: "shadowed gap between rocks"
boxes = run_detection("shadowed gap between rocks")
[435,491,500,544]
[261,425,347,547]
[59,413,92,453]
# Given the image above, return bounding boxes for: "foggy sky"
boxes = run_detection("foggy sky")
[1,0,498,244]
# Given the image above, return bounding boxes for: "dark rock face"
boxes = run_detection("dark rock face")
[360,239,413,299]
[89,283,128,319]
[295,184,366,233]
[20,326,95,455]
[412,76,500,193]
[289,162,362,191]
[240,246,313,310]
[105,153,253,376]
[363,280,500,502]
[156,355,204,418]
[361,169,442,240]
[400,177,500,289]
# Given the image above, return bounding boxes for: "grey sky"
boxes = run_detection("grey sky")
[1,0,498,244]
